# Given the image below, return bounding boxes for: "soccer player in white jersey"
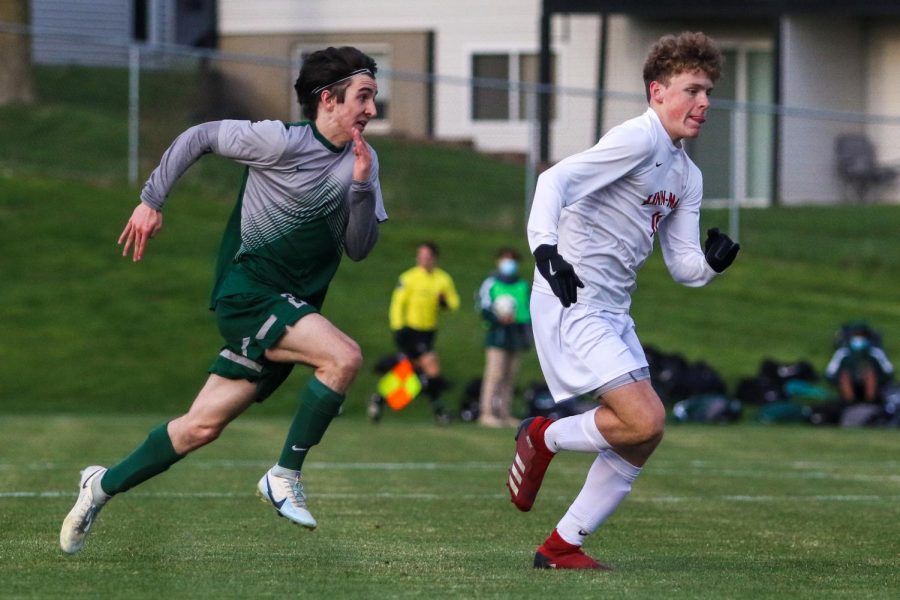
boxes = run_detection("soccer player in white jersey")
[60,47,387,554]
[506,32,740,569]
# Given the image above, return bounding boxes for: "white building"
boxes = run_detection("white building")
[30,0,216,66]
[216,0,900,205]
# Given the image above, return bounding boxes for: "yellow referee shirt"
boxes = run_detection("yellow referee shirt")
[389,266,460,332]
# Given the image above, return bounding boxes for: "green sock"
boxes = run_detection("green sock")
[277,377,345,472]
[100,422,183,496]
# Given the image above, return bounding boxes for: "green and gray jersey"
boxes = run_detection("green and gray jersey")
[140,119,387,309]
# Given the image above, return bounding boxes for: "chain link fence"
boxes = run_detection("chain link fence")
[3,24,900,223]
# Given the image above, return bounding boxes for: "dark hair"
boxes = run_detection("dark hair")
[642,32,722,102]
[418,241,439,258]
[294,46,378,120]
[496,247,521,260]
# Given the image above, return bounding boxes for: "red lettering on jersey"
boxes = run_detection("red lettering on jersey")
[642,190,680,209]
[650,211,663,236]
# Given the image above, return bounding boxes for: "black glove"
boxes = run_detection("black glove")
[704,228,740,273]
[534,244,584,307]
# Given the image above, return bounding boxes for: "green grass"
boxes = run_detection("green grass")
[0,416,897,598]
[5,165,900,416]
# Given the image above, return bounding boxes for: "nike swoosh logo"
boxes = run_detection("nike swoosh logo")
[655,162,663,167]
[82,468,103,489]
[578,529,589,536]
[79,507,98,533]
[548,264,558,276]
[291,445,308,452]
[265,477,287,509]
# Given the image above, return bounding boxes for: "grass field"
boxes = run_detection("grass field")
[1,65,899,597]
[1,415,898,599]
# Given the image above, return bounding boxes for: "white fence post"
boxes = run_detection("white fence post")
[128,44,140,186]
[525,87,539,216]
[730,106,747,242]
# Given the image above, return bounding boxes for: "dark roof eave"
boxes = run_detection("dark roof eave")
[543,0,900,18]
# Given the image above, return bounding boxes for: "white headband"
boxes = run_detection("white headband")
[311,68,374,97]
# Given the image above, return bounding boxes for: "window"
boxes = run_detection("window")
[472,54,509,120]
[371,52,391,122]
[685,46,774,204]
[133,0,148,41]
[472,52,554,121]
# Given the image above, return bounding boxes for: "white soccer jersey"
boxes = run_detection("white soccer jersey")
[527,107,717,312]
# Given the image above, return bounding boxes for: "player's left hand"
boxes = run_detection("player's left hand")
[704,227,740,273]
[118,202,163,262]
[351,127,372,182]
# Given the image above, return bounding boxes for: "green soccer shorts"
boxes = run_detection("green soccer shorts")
[209,291,318,401]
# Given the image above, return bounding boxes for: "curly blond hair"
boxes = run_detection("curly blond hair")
[642,32,723,102]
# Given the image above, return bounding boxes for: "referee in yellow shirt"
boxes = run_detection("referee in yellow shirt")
[388,241,460,423]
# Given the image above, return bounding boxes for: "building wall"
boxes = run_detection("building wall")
[549,15,603,160]
[218,0,604,160]
[30,0,185,66]
[602,17,662,132]
[31,0,132,65]
[217,2,900,203]
[780,16,868,204]
[219,31,431,135]
[866,18,900,192]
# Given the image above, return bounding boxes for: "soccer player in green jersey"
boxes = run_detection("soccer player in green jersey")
[60,46,388,554]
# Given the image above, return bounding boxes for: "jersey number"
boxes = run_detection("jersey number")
[281,293,308,309]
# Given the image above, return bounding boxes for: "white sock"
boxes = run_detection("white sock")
[271,465,301,479]
[91,474,111,504]
[544,408,610,453]
[555,449,641,547]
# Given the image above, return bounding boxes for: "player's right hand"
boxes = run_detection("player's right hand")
[118,202,163,262]
[351,128,372,182]
[533,244,584,308]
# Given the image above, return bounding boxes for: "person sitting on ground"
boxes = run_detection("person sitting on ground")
[825,321,894,404]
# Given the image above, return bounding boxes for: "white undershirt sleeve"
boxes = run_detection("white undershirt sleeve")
[657,171,717,286]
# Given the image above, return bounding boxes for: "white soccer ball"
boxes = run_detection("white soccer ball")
[492,294,517,320]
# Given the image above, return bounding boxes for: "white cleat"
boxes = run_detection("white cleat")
[257,469,317,529]
[60,466,109,554]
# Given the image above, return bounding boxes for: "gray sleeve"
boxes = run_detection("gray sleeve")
[343,178,379,261]
[870,347,894,376]
[824,348,849,379]
[139,121,222,210]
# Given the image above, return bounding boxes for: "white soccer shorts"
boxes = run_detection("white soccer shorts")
[531,290,648,402]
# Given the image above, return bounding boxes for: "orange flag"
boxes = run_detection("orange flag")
[376,357,422,410]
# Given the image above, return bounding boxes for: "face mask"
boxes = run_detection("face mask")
[498,258,518,277]
[849,336,869,351]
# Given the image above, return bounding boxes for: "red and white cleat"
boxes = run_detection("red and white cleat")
[534,529,611,570]
[507,417,555,512]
